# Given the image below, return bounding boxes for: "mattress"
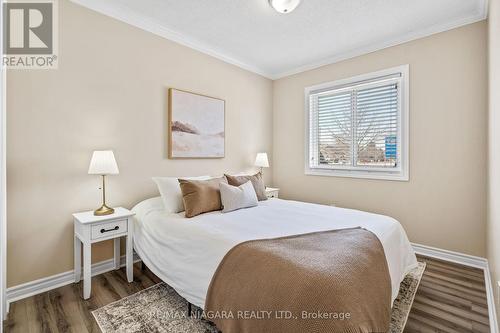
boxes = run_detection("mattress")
[132,197,418,309]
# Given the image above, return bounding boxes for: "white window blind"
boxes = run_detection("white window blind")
[306,66,409,180]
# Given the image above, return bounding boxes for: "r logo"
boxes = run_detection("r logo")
[3,2,53,54]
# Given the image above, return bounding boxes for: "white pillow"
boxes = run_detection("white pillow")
[220,181,258,213]
[153,176,210,213]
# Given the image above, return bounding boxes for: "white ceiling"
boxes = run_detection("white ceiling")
[72,0,487,79]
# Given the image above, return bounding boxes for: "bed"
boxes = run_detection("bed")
[132,196,418,311]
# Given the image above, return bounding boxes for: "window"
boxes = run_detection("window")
[305,65,409,181]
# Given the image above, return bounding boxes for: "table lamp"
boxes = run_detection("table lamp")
[88,150,119,216]
[254,152,269,175]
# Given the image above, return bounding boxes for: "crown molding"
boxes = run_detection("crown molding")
[69,0,273,79]
[70,0,487,80]
[271,3,488,79]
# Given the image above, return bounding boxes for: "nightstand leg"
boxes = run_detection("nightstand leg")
[113,238,120,270]
[83,242,91,299]
[74,236,81,283]
[126,217,133,283]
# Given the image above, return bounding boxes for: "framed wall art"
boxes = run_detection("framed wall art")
[168,88,225,159]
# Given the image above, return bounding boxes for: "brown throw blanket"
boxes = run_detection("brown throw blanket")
[205,228,391,333]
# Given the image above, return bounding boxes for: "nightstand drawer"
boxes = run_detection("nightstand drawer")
[91,219,127,240]
[267,191,278,198]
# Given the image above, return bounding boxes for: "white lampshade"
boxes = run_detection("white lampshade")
[254,153,269,168]
[88,150,119,175]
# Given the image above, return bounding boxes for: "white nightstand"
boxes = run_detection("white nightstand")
[73,207,135,299]
[265,187,280,199]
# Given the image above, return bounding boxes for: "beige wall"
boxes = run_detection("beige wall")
[272,22,488,256]
[6,0,490,288]
[6,1,273,287]
[488,0,500,312]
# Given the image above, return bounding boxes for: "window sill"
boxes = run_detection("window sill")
[305,168,409,181]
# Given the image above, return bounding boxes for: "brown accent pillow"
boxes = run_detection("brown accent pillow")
[224,172,267,201]
[178,177,227,218]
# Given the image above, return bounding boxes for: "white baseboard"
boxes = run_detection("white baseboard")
[412,242,488,269]
[5,253,141,312]
[5,245,499,332]
[412,242,499,332]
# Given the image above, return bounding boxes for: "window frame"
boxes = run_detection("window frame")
[304,65,409,181]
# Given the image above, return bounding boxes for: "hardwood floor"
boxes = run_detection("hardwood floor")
[405,256,490,333]
[3,263,162,333]
[2,256,491,333]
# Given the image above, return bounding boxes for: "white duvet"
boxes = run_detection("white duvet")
[132,197,418,309]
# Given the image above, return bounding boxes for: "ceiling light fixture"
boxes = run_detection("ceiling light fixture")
[269,0,301,14]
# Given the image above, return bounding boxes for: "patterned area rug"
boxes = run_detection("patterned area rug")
[93,262,426,333]
[388,262,426,333]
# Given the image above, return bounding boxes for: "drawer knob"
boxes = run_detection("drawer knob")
[100,226,119,233]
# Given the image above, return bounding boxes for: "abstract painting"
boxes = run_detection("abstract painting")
[168,88,225,158]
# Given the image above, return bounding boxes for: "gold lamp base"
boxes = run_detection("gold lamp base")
[93,175,115,216]
[94,204,115,216]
